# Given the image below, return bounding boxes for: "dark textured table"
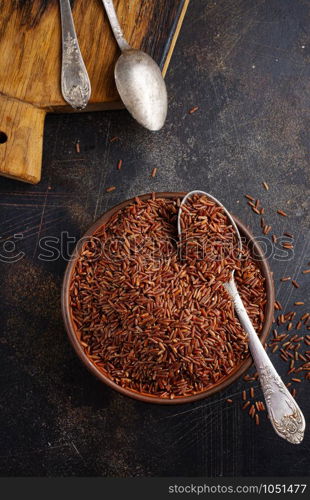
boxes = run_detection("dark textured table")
[0,0,309,477]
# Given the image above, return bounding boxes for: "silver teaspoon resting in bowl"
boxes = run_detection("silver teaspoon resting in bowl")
[101,0,168,131]
[178,190,305,444]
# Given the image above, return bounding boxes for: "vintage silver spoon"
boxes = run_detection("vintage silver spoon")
[59,0,91,110]
[101,0,168,131]
[178,190,305,444]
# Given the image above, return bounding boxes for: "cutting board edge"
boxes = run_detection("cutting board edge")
[0,94,45,184]
[0,0,190,183]
[0,0,190,111]
[162,0,190,77]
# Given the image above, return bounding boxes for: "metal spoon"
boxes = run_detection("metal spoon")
[101,0,168,131]
[59,0,91,110]
[178,190,305,444]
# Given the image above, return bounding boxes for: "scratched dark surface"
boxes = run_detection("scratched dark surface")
[0,0,310,477]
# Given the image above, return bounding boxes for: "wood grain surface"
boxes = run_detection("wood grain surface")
[0,94,46,183]
[0,0,189,183]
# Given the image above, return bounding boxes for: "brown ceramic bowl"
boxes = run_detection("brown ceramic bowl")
[62,192,274,404]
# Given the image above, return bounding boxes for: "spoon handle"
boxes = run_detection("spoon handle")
[225,276,305,444]
[59,0,91,110]
[102,0,131,51]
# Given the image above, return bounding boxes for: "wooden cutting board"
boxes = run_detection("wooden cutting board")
[0,0,189,184]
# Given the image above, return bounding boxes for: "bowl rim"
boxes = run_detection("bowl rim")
[61,192,275,404]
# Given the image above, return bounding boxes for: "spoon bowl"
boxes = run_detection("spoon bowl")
[178,189,242,249]
[115,49,168,131]
[178,190,305,444]
[102,0,168,131]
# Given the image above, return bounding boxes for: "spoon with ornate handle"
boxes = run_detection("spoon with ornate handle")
[59,0,91,110]
[178,190,305,444]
